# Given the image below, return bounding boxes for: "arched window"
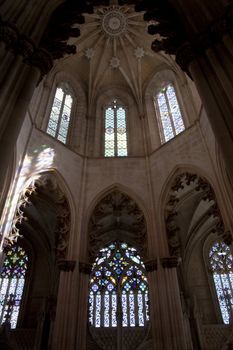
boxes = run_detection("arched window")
[89,242,149,328]
[209,241,233,324]
[46,84,73,144]
[0,245,28,328]
[155,84,185,143]
[104,100,128,157]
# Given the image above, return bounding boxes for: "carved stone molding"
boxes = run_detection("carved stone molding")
[145,259,157,272]
[3,181,37,248]
[79,261,92,275]
[57,259,76,272]
[160,256,180,269]
[4,173,71,261]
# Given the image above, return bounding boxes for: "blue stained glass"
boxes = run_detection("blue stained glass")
[89,242,149,328]
[107,284,114,292]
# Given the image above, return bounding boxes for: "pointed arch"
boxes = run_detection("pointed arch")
[87,186,148,262]
[161,167,231,260]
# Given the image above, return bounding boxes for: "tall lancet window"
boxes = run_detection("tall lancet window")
[0,245,28,328]
[209,241,233,324]
[46,84,73,144]
[155,84,185,143]
[89,242,149,328]
[104,100,128,157]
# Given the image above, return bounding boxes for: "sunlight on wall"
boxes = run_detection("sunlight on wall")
[0,145,55,250]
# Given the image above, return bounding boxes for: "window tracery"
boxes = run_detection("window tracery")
[209,241,233,324]
[104,100,128,157]
[0,245,28,328]
[155,84,185,143]
[46,85,73,144]
[89,242,149,328]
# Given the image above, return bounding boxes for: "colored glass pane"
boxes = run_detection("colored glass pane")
[88,242,149,328]
[104,100,128,157]
[47,86,73,144]
[156,84,185,143]
[0,246,28,329]
[209,241,233,324]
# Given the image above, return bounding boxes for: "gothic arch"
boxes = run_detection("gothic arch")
[4,170,72,262]
[87,186,148,263]
[162,169,231,261]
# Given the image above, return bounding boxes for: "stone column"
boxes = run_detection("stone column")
[158,257,187,350]
[0,18,52,201]
[75,262,92,350]
[52,260,76,350]
[145,259,163,350]
[175,9,233,181]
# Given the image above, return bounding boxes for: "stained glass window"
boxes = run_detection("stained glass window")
[88,242,149,328]
[46,85,73,144]
[155,84,185,143]
[104,100,128,157]
[209,241,233,324]
[0,245,28,328]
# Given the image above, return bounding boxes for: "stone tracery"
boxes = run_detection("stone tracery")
[88,190,147,261]
[165,173,232,257]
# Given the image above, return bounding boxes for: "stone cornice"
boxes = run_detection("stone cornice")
[160,256,180,269]
[145,259,158,272]
[58,259,76,272]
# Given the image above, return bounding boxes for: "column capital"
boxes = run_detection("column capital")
[147,4,233,74]
[160,256,180,269]
[145,259,158,272]
[79,261,92,275]
[57,259,76,272]
[0,16,52,76]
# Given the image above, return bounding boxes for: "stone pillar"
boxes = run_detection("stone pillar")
[158,257,187,350]
[176,25,233,181]
[75,262,92,350]
[145,259,163,350]
[52,260,76,350]
[0,18,52,201]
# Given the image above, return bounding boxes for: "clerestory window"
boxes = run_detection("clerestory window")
[155,84,185,143]
[104,100,128,157]
[88,242,149,328]
[0,245,28,328]
[46,84,73,144]
[209,241,233,324]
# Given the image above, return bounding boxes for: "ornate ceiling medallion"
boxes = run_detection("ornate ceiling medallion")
[101,8,127,37]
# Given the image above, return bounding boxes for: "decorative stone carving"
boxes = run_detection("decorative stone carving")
[0,16,53,76]
[4,173,71,260]
[160,256,180,269]
[3,181,37,247]
[165,172,232,257]
[88,190,147,260]
[110,56,120,69]
[102,7,127,37]
[134,47,145,59]
[58,260,76,272]
[145,259,157,272]
[79,261,92,274]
